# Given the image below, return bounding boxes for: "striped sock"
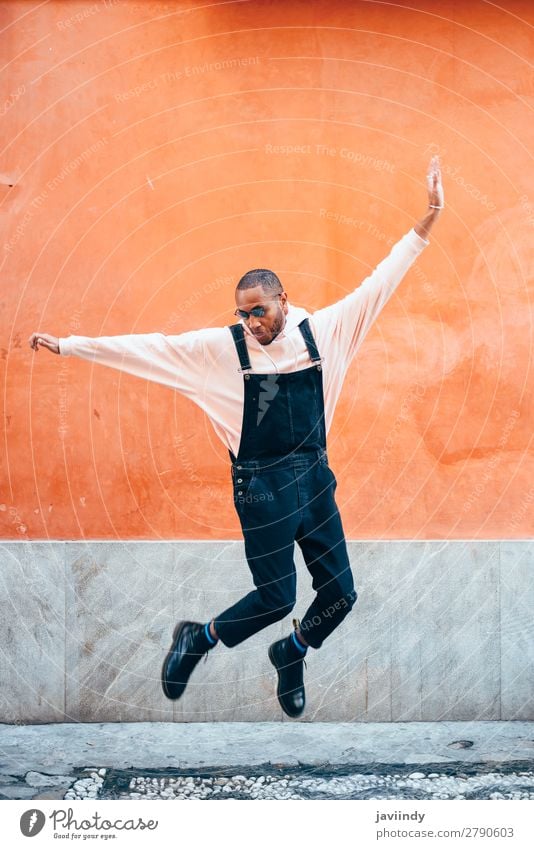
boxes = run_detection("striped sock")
[291,630,308,655]
[204,622,218,648]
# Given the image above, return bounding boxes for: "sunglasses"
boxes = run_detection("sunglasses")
[234,294,281,321]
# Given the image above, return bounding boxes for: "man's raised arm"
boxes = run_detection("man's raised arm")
[311,156,444,366]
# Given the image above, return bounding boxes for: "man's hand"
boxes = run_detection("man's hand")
[28,332,60,354]
[414,154,444,240]
[426,154,444,209]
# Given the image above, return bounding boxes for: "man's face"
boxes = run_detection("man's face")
[234,285,288,345]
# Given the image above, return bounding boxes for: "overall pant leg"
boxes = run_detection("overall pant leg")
[295,460,357,648]
[213,465,301,648]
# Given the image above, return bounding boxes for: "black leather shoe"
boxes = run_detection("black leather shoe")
[161,621,208,700]
[268,636,306,717]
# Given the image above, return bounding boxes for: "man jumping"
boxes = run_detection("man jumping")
[29,156,444,717]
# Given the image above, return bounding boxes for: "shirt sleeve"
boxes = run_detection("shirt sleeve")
[311,227,429,366]
[58,329,208,400]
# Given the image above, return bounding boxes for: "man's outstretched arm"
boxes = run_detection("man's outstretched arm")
[28,327,210,399]
[311,156,444,365]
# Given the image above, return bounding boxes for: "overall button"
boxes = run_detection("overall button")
[237,478,243,483]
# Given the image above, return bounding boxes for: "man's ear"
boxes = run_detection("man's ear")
[280,291,288,313]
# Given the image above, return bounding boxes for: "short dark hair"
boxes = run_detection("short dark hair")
[236,268,283,294]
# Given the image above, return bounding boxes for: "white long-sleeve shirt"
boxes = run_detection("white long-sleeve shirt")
[59,227,429,458]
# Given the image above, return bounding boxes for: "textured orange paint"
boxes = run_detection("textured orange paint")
[1,0,532,539]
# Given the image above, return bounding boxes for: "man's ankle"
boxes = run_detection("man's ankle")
[200,621,218,650]
[294,629,308,648]
[289,630,308,658]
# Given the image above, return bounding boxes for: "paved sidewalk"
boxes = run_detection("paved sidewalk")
[1,721,534,800]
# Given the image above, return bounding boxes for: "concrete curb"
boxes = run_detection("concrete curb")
[1,721,534,776]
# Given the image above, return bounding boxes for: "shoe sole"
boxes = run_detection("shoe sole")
[268,643,305,718]
[161,621,188,701]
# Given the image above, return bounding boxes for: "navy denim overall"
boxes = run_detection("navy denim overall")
[213,318,357,649]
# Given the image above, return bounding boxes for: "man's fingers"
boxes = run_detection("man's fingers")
[29,333,48,350]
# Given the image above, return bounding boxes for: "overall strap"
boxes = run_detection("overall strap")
[228,323,252,374]
[298,318,323,367]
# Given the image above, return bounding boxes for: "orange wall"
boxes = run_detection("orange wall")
[2,0,533,540]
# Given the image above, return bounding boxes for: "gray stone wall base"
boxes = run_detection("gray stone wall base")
[0,541,531,722]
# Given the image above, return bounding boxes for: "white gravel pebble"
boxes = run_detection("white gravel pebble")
[89,768,534,801]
